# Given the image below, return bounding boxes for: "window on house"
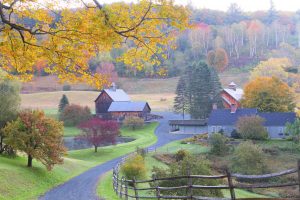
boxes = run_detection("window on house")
[212,126,216,133]
[279,127,284,133]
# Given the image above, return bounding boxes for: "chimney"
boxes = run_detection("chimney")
[212,103,218,110]
[228,82,237,91]
[110,82,117,91]
[230,104,237,114]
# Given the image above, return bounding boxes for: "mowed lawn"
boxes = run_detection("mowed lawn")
[0,123,158,200]
[20,91,175,112]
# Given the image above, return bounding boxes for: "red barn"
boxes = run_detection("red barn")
[221,82,244,109]
[95,83,151,121]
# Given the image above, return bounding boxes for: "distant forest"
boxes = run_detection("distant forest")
[29,1,300,79]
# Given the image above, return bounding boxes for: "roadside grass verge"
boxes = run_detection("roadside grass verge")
[0,123,158,200]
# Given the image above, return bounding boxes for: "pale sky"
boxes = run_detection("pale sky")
[97,0,300,12]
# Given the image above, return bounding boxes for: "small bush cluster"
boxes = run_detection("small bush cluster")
[236,115,268,140]
[121,155,146,180]
[209,133,229,155]
[123,116,144,130]
[59,104,92,126]
[231,141,268,175]
[174,149,190,162]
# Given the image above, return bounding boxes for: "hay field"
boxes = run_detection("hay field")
[21,91,175,112]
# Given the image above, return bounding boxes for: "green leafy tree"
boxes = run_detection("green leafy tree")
[174,76,188,119]
[3,110,66,170]
[236,115,269,140]
[0,73,20,154]
[58,94,70,113]
[286,118,300,142]
[209,133,229,155]
[231,142,268,175]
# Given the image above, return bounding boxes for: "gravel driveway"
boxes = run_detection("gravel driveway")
[39,112,195,200]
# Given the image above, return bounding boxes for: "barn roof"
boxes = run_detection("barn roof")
[223,88,244,101]
[95,89,131,102]
[108,101,150,112]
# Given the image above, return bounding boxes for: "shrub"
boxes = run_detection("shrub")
[121,155,146,180]
[136,147,147,158]
[231,141,268,175]
[231,129,240,139]
[236,115,268,140]
[59,104,92,126]
[175,149,190,162]
[151,155,223,197]
[62,84,71,91]
[209,133,229,155]
[123,116,144,130]
[58,94,69,113]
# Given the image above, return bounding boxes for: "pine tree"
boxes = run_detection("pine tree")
[58,94,69,113]
[174,76,187,119]
[209,67,224,109]
[189,62,212,119]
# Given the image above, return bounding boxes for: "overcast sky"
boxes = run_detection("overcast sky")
[97,0,300,12]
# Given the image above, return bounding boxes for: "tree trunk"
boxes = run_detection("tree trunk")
[94,146,98,153]
[27,155,33,167]
[0,136,3,154]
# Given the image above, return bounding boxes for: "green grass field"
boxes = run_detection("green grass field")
[0,123,158,200]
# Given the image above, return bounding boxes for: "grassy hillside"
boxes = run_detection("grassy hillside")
[0,123,158,200]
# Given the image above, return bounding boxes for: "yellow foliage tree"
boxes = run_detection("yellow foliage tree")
[250,57,291,82]
[242,77,296,112]
[0,0,189,89]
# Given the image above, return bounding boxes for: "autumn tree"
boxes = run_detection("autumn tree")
[0,0,189,89]
[77,118,120,152]
[58,94,69,113]
[242,77,295,112]
[206,48,229,72]
[236,115,268,140]
[0,72,20,154]
[59,104,92,126]
[3,110,66,169]
[250,57,291,82]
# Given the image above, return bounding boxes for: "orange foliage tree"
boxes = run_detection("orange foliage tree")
[241,77,295,112]
[206,48,229,72]
[3,110,66,170]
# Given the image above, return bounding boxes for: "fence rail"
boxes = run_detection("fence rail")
[112,151,300,200]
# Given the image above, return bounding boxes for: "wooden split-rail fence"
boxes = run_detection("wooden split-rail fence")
[112,152,300,200]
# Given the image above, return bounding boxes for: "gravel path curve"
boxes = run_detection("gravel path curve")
[40,112,195,200]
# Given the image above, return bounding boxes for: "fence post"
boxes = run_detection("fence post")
[153,174,161,200]
[133,177,139,200]
[226,169,236,200]
[116,168,119,195]
[125,180,129,200]
[120,176,124,198]
[297,160,300,194]
[187,167,193,199]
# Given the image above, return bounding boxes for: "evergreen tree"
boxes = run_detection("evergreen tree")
[174,76,187,119]
[58,94,69,113]
[209,67,224,109]
[266,0,278,24]
[189,62,212,119]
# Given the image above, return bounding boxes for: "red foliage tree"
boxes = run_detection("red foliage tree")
[77,118,120,152]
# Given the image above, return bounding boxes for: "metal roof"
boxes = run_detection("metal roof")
[108,101,150,112]
[258,112,296,126]
[95,89,131,102]
[223,88,244,101]
[169,119,207,126]
[208,108,258,126]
